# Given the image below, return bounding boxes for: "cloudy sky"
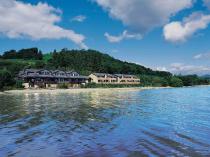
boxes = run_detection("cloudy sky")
[1,0,210,75]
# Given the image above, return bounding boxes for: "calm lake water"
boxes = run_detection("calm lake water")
[0,87,210,157]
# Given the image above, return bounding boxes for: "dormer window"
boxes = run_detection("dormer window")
[72,72,79,76]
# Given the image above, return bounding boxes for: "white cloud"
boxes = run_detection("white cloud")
[155,67,168,72]
[170,63,210,75]
[204,0,210,9]
[71,15,86,22]
[0,0,87,49]
[94,0,193,33]
[163,12,210,43]
[154,63,210,75]
[104,30,142,43]
[194,52,210,59]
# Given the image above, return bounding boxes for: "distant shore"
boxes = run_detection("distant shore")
[1,87,170,94]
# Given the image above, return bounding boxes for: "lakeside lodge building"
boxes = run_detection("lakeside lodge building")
[18,69,140,88]
[18,69,89,88]
[89,73,140,84]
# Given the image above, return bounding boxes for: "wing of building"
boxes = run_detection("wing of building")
[18,69,89,88]
[89,73,140,84]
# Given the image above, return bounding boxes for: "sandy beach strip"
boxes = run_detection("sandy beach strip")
[0,87,169,95]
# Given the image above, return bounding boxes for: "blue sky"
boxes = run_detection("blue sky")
[1,0,210,75]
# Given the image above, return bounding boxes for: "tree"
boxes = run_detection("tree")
[0,69,14,90]
[170,77,183,87]
[2,48,43,60]
[34,60,46,69]
[2,50,17,59]
[38,50,43,60]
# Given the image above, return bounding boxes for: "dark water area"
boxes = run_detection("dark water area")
[0,87,210,157]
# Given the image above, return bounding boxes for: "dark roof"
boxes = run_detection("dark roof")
[92,73,137,78]
[24,69,40,73]
[18,69,89,79]
[92,73,117,78]
[92,73,106,77]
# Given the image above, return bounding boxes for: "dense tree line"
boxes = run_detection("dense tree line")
[49,49,172,77]
[0,69,14,90]
[139,75,184,87]
[0,48,209,90]
[178,75,209,86]
[1,48,43,60]
[0,57,45,90]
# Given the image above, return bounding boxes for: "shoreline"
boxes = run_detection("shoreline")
[1,87,170,94]
[1,85,210,94]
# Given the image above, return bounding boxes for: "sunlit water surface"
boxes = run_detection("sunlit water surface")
[0,87,210,157]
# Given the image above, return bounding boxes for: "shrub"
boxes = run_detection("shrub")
[82,82,142,88]
[82,83,97,88]
[15,80,24,89]
[58,83,68,89]
[170,77,183,87]
[34,60,46,69]
[0,69,15,90]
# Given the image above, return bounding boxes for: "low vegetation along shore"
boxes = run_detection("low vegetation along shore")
[0,48,210,91]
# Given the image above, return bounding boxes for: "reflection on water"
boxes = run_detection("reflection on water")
[1,87,210,157]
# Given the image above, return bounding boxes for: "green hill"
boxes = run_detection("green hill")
[0,48,209,90]
[48,49,172,77]
[0,48,171,77]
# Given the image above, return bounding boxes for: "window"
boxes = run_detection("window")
[73,72,79,76]
[27,72,34,75]
[58,72,65,76]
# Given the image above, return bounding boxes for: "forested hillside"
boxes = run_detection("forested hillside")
[0,48,209,90]
[48,49,172,77]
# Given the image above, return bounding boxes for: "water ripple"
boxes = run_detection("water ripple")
[0,87,210,156]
